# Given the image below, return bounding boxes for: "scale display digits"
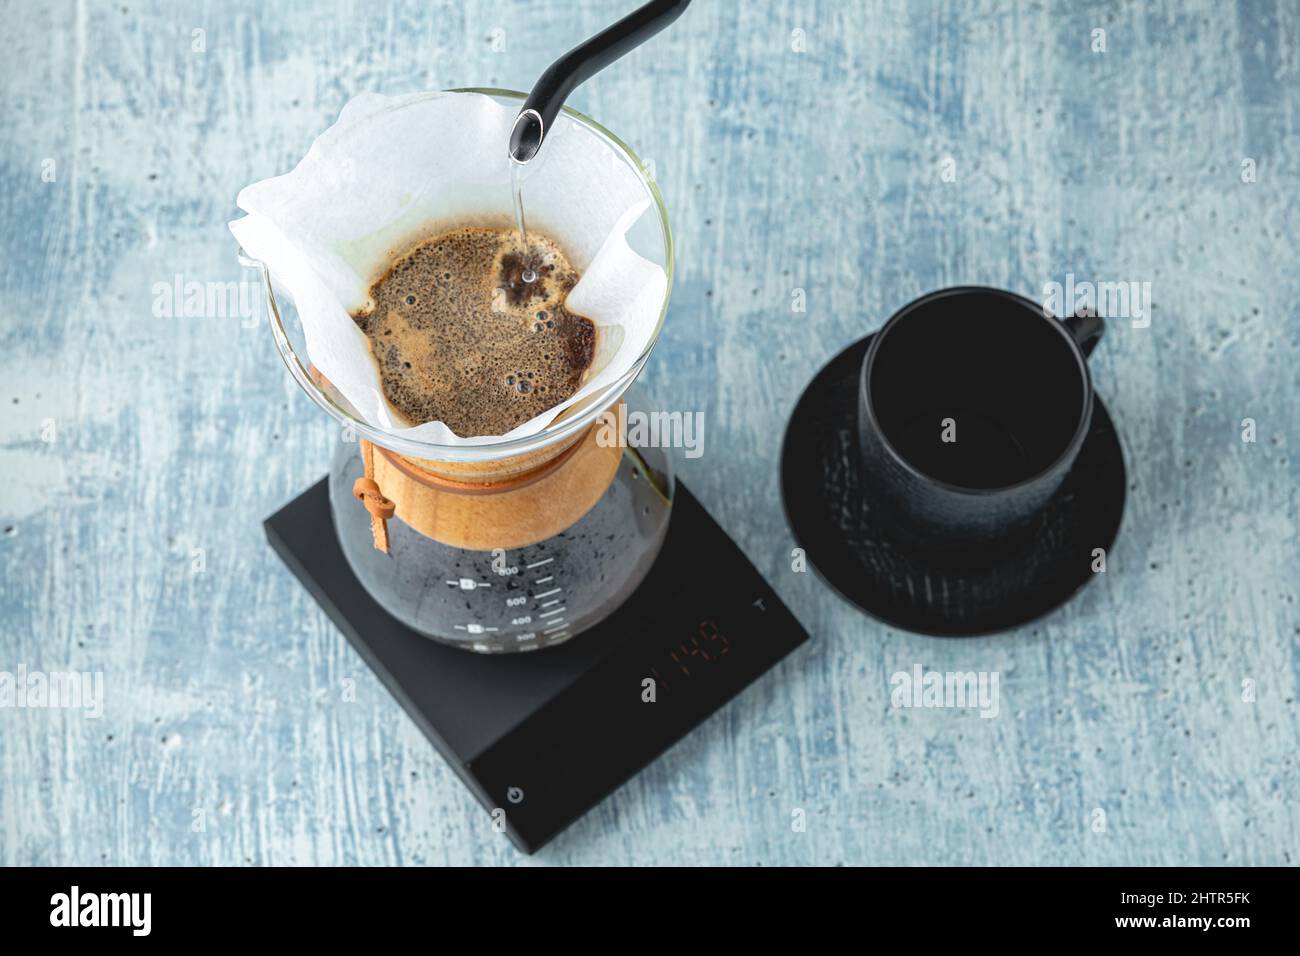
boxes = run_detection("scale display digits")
[650,618,730,693]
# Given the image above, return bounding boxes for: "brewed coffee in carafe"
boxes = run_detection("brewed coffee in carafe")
[330,411,672,652]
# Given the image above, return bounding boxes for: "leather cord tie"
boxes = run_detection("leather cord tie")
[353,439,395,553]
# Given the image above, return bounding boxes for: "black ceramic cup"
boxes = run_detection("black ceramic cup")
[857,287,1105,550]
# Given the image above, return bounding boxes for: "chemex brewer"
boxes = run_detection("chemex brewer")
[234,2,693,652]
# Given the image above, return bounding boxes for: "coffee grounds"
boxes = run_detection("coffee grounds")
[353,227,595,437]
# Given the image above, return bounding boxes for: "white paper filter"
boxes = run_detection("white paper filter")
[229,90,667,445]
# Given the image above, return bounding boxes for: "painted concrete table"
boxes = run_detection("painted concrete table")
[1,0,1296,866]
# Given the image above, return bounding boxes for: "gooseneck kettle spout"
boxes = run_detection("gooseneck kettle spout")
[509,0,692,165]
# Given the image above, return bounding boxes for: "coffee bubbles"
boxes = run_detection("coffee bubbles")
[352,227,595,437]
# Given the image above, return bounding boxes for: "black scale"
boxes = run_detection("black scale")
[265,479,808,854]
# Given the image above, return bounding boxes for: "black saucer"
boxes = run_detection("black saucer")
[781,336,1126,636]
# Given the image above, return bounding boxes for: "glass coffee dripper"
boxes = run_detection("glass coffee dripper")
[244,89,675,653]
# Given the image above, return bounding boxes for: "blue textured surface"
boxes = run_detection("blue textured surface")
[1,0,1297,866]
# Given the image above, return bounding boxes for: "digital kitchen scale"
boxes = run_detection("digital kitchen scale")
[265,479,809,854]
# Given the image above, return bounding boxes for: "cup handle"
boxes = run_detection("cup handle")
[1063,309,1105,359]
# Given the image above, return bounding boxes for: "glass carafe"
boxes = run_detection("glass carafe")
[328,398,672,651]
[246,89,674,652]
